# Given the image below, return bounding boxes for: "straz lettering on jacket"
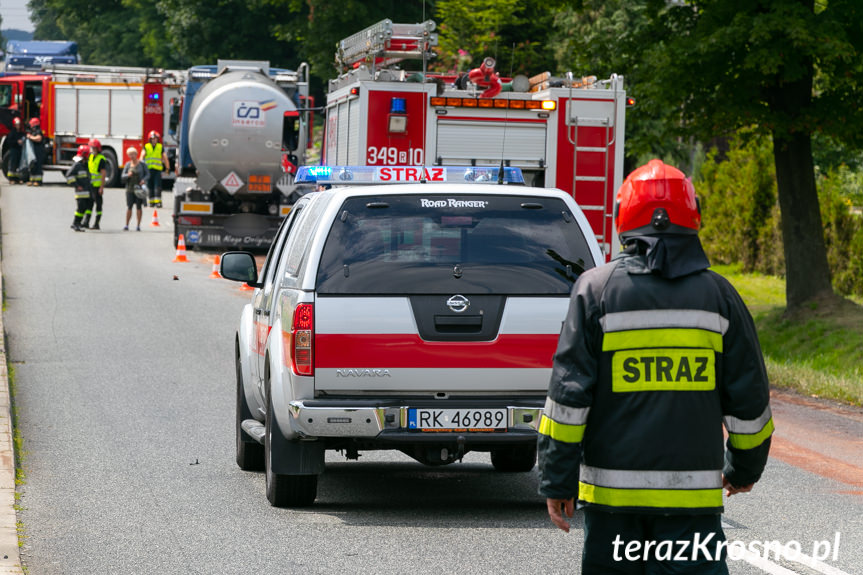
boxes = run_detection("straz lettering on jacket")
[602,312,725,393]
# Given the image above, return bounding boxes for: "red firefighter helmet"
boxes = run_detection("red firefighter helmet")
[614,159,701,239]
[28,117,40,127]
[12,117,21,127]
[88,138,102,152]
[148,130,161,141]
[77,145,91,159]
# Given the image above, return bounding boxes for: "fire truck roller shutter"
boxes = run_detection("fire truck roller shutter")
[435,119,547,176]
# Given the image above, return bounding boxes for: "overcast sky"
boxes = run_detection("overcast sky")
[1,0,35,32]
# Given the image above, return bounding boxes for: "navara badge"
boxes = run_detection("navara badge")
[447,294,470,313]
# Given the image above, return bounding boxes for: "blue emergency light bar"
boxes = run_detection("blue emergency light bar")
[295,165,525,185]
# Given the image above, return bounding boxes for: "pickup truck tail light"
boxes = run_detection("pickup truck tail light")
[287,303,314,376]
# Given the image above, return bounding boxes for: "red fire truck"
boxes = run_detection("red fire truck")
[324,19,629,258]
[0,64,184,186]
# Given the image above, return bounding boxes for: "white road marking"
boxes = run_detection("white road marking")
[788,553,854,575]
[737,548,855,575]
[739,548,800,574]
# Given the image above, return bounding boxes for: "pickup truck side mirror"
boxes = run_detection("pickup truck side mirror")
[220,251,261,286]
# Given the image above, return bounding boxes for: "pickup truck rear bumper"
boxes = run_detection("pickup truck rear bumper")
[287,399,543,439]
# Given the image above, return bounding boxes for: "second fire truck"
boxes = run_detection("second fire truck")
[0,64,183,186]
[324,19,629,258]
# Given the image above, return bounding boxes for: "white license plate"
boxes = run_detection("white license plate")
[407,408,507,431]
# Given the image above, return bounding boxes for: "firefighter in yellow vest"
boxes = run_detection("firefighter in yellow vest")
[83,138,108,230]
[144,131,169,208]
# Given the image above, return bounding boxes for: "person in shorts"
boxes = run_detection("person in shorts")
[121,147,149,231]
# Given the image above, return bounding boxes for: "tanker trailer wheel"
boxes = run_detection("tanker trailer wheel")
[101,148,119,187]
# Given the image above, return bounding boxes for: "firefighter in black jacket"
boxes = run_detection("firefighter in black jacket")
[538,159,772,574]
[66,145,93,232]
[25,117,45,186]
[5,118,24,183]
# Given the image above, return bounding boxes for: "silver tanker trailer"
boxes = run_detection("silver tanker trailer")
[170,60,310,248]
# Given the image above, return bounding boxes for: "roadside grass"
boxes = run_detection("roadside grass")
[713,264,863,406]
[6,362,27,558]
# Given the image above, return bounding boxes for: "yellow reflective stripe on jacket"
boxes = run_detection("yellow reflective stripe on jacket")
[578,482,723,509]
[538,414,585,444]
[728,417,774,450]
[144,143,163,170]
[603,328,723,352]
[88,154,105,187]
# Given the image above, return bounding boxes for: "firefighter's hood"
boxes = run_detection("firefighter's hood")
[616,234,710,279]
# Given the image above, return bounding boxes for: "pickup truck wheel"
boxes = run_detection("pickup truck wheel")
[264,381,317,507]
[235,349,264,471]
[490,444,537,472]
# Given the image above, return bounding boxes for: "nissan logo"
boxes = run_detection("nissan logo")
[446,294,470,313]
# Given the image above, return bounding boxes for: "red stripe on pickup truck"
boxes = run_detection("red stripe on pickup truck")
[315,334,559,368]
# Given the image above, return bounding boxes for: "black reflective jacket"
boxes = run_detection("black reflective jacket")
[537,235,772,515]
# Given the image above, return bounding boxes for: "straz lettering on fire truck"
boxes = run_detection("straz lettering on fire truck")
[377,166,445,182]
[611,349,715,392]
[336,369,392,377]
[420,199,489,208]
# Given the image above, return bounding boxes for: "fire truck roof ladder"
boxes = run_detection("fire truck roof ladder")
[567,73,621,256]
[336,19,438,75]
[43,63,182,82]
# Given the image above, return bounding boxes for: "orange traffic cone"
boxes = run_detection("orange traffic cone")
[239,282,255,291]
[173,234,189,263]
[151,209,160,227]
[210,255,222,279]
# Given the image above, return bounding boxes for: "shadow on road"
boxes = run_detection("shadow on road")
[292,460,578,530]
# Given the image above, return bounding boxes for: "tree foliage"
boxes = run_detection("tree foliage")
[697,133,784,275]
[433,0,555,76]
[554,0,863,310]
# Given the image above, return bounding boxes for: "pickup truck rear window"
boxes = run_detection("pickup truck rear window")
[316,194,596,295]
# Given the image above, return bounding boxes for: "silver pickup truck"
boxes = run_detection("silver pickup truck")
[221,166,603,507]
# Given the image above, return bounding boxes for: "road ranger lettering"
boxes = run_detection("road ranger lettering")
[447,199,488,208]
[612,348,715,392]
[335,368,392,377]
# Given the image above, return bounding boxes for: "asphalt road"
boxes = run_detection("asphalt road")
[1,175,861,574]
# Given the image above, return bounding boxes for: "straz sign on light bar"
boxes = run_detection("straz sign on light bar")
[377,166,445,182]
